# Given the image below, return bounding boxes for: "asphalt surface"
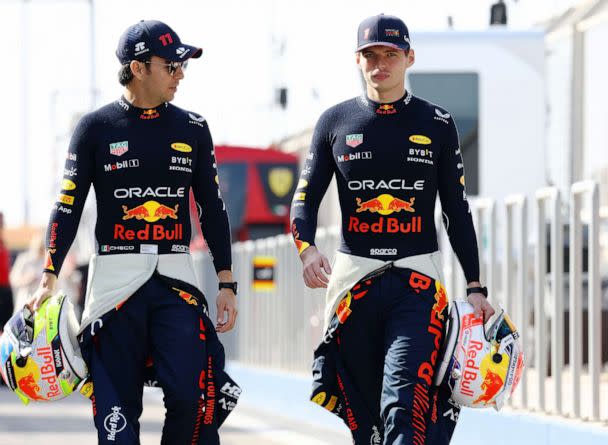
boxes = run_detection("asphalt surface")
[0,386,351,444]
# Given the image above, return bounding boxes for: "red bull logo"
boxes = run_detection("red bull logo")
[473,368,504,405]
[13,349,62,401]
[140,109,160,120]
[122,201,179,222]
[471,346,509,405]
[335,292,353,324]
[376,104,397,115]
[18,373,45,401]
[432,282,448,320]
[291,221,310,254]
[44,250,55,272]
[172,287,198,306]
[355,194,415,215]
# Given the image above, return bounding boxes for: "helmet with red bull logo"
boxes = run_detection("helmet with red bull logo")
[433,300,524,411]
[0,293,88,404]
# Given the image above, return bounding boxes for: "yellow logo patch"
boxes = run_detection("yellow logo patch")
[409,135,432,145]
[61,179,76,191]
[171,142,192,153]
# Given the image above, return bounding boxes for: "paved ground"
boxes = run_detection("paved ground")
[0,386,350,445]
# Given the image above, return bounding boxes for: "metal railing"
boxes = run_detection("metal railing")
[193,181,606,423]
[536,187,564,415]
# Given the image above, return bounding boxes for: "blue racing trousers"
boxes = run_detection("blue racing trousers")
[79,274,239,444]
[312,266,460,445]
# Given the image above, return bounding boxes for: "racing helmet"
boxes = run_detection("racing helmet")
[433,300,524,410]
[0,293,88,404]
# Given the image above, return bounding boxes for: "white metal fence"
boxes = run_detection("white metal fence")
[194,181,607,423]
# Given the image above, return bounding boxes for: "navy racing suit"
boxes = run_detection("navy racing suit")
[44,97,237,444]
[291,92,478,444]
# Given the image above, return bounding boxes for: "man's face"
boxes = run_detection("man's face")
[136,55,186,104]
[356,45,414,95]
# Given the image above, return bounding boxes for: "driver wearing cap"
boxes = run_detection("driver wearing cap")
[27,20,239,444]
[291,13,495,445]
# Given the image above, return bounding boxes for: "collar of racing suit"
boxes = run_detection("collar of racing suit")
[356,90,413,115]
[116,95,169,120]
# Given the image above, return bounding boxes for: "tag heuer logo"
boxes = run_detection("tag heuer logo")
[345,134,363,148]
[109,141,129,156]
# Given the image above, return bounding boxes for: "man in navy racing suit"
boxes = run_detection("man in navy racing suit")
[28,20,239,444]
[291,14,495,445]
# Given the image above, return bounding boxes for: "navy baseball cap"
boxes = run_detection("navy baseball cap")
[356,14,411,52]
[116,20,203,64]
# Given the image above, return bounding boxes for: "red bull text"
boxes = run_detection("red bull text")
[460,339,483,397]
[409,274,448,445]
[113,223,183,241]
[348,216,421,234]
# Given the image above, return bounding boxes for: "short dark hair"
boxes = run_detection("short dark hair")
[118,56,152,86]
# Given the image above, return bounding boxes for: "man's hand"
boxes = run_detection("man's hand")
[466,282,495,323]
[300,246,332,289]
[27,273,57,311]
[216,288,237,333]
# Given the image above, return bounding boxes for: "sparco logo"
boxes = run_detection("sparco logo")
[113,187,185,199]
[348,179,425,191]
[104,406,126,441]
[370,248,397,256]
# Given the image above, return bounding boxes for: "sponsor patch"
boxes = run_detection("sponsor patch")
[409,135,432,145]
[337,151,372,163]
[188,113,206,127]
[104,159,139,172]
[58,194,74,205]
[109,141,129,156]
[345,134,363,148]
[100,245,135,253]
[61,179,76,190]
[171,142,192,153]
[370,248,397,255]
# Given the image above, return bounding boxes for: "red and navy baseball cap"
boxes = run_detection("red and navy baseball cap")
[116,20,203,64]
[356,14,411,52]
